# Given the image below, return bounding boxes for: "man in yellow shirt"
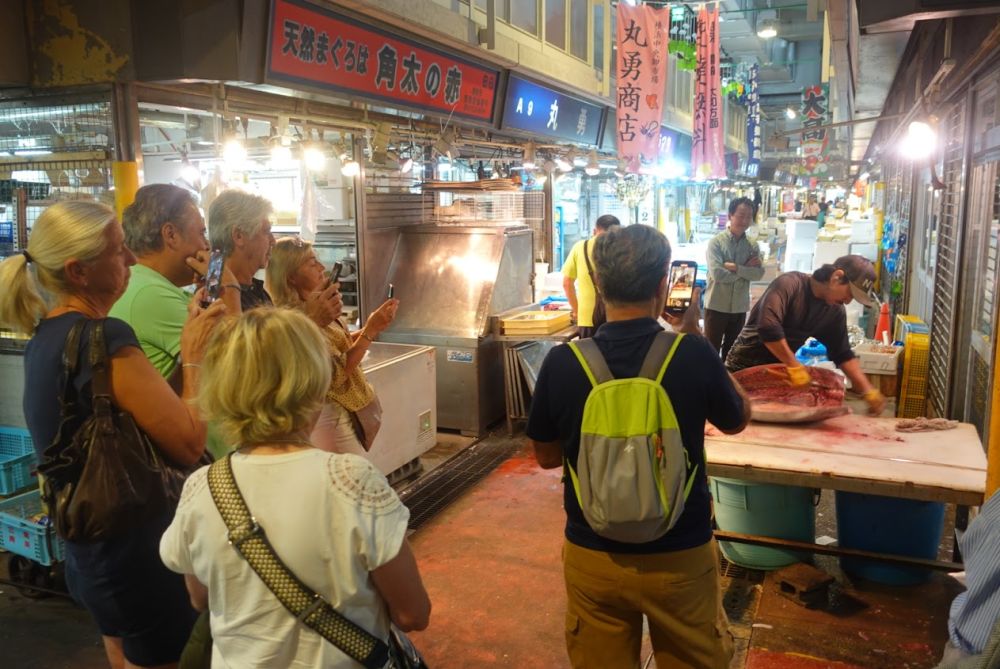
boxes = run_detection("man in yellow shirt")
[562,215,620,338]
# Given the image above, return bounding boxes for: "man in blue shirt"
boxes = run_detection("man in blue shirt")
[527,224,751,668]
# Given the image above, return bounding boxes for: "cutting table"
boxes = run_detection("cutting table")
[705,413,987,506]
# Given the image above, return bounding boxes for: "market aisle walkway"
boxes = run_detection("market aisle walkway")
[406,445,572,668]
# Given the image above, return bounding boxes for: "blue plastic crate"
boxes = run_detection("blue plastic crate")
[0,489,64,566]
[0,427,36,495]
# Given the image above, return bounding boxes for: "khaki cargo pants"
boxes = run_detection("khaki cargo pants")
[563,539,733,669]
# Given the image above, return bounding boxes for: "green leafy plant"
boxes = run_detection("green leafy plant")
[668,40,697,72]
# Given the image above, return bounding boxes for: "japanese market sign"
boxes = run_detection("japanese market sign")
[746,64,762,167]
[266,0,499,123]
[501,75,605,146]
[801,84,831,175]
[692,5,725,179]
[615,2,669,172]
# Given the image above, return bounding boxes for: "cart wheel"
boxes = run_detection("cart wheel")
[7,554,50,599]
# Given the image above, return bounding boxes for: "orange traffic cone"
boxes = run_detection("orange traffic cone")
[874,303,891,344]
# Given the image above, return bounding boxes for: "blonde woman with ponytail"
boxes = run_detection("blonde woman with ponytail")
[0,200,227,669]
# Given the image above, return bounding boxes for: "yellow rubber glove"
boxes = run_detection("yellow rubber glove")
[785,365,812,387]
[863,389,887,416]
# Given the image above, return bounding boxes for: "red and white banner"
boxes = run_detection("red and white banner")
[692,5,725,180]
[615,2,669,172]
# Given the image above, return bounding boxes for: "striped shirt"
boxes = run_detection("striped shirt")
[949,490,1000,654]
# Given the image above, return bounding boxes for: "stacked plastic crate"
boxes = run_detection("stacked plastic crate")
[895,316,931,419]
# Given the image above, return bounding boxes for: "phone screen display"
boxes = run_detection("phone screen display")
[204,250,225,303]
[666,262,697,313]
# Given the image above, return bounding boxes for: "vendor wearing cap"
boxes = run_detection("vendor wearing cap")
[724,255,887,415]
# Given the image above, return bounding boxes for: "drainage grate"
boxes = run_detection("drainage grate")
[399,439,521,531]
[719,555,766,584]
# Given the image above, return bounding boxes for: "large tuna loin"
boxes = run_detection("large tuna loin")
[732,364,850,424]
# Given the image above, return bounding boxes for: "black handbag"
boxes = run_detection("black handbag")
[207,454,428,669]
[38,319,199,542]
[583,239,607,329]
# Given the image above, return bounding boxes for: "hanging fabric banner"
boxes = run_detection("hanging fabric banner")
[615,2,669,172]
[801,84,831,176]
[746,64,762,175]
[693,5,725,179]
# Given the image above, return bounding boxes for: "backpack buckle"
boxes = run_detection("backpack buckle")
[227,517,261,547]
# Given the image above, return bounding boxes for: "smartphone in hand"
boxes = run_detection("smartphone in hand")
[201,249,225,308]
[664,260,697,317]
[327,261,343,288]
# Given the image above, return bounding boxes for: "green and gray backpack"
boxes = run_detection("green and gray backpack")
[566,331,697,543]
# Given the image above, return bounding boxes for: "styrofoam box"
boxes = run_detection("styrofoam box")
[814,241,851,269]
[786,220,820,241]
[854,342,903,374]
[850,243,878,261]
[784,252,814,273]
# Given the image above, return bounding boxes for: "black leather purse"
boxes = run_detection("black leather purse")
[39,319,200,542]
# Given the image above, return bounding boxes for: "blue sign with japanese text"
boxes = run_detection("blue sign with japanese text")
[501,75,605,146]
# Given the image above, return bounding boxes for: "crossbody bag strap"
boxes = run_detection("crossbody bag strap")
[582,239,600,297]
[206,455,391,669]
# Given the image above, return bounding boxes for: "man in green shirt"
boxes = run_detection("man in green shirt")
[111,184,242,381]
[704,197,765,361]
[562,214,620,338]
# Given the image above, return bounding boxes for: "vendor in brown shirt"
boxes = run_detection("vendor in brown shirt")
[725,255,887,415]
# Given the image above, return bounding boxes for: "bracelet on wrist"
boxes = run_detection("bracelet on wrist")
[361,331,374,342]
[222,283,241,291]
[182,363,201,369]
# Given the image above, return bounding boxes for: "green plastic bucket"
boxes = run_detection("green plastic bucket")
[711,477,817,570]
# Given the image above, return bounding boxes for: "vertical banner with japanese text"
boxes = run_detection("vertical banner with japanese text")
[746,64,762,174]
[801,84,831,176]
[693,5,725,179]
[616,2,669,172]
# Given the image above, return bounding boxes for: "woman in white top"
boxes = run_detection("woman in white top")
[160,308,430,668]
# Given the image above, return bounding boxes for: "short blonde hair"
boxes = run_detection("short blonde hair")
[0,200,116,334]
[265,236,314,308]
[199,307,331,446]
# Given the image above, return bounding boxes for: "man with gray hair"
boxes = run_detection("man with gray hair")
[208,189,341,323]
[528,224,750,668]
[111,183,242,381]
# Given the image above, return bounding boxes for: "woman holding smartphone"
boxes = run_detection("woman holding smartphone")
[265,236,399,455]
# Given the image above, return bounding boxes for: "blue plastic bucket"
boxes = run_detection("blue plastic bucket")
[835,491,945,585]
[711,478,816,570]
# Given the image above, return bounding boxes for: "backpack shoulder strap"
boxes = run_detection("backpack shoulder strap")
[568,338,614,386]
[638,331,685,383]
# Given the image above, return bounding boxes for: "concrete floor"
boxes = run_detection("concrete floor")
[0,430,965,668]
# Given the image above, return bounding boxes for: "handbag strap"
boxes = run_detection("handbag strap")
[86,319,115,415]
[582,239,601,298]
[206,455,391,669]
[40,319,90,475]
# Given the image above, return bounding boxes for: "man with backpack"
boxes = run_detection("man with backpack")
[527,224,751,669]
